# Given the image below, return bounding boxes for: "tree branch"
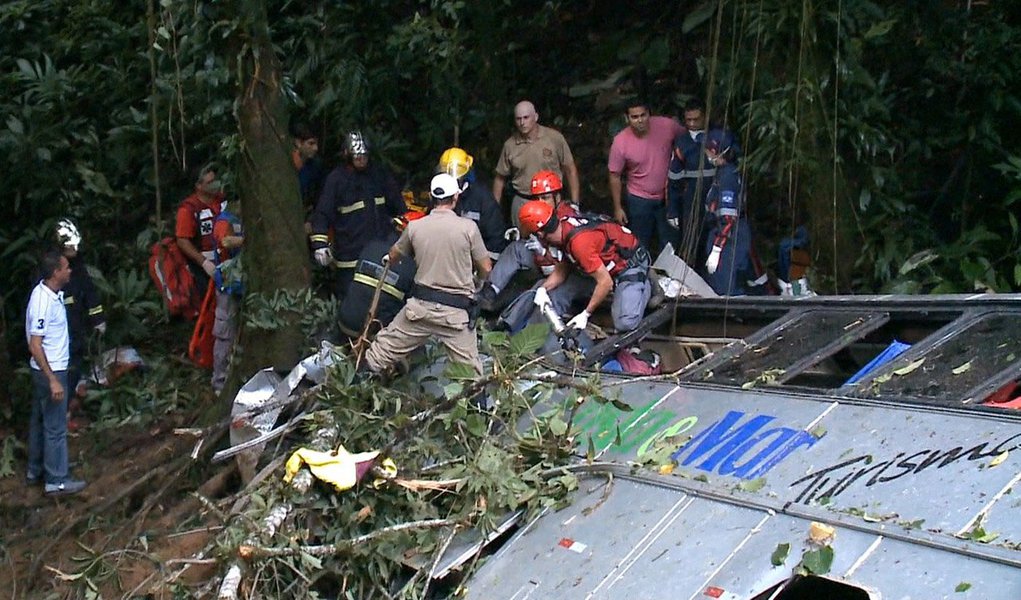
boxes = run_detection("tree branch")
[238,518,458,560]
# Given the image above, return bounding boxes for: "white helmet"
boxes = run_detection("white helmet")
[56,219,82,252]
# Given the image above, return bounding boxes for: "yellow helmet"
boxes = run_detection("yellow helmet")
[438,147,473,180]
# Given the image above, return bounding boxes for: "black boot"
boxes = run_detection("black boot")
[476,283,498,313]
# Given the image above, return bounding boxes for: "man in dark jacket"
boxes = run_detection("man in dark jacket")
[55,219,105,404]
[309,131,406,300]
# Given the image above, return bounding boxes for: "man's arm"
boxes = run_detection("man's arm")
[565,161,581,205]
[540,261,570,292]
[475,256,493,279]
[176,237,209,271]
[584,266,614,315]
[492,173,506,206]
[608,171,626,225]
[385,245,403,266]
[28,335,63,402]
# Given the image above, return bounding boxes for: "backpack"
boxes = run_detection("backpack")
[560,212,641,273]
[149,237,201,319]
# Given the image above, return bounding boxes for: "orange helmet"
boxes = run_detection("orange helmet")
[518,200,557,237]
[530,170,563,197]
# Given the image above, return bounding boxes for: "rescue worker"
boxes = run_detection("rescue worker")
[477,170,577,312]
[493,100,581,226]
[438,147,507,261]
[702,162,754,296]
[519,200,652,335]
[337,234,417,338]
[211,204,243,393]
[176,163,226,298]
[309,131,406,301]
[363,173,492,377]
[667,98,741,264]
[55,219,105,426]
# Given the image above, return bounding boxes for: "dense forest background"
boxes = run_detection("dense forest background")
[1,0,1020,414]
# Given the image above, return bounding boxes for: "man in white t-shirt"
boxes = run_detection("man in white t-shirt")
[25,249,86,496]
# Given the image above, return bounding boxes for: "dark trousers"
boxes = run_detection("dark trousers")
[626,193,677,257]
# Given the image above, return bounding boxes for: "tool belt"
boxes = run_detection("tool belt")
[412,285,480,328]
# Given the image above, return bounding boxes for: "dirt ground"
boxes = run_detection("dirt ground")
[0,414,235,599]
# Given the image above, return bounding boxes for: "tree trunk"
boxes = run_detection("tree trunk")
[221,1,310,408]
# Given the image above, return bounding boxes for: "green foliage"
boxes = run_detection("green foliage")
[208,324,610,596]
[85,354,206,427]
[0,435,24,478]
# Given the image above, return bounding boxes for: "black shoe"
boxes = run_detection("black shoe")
[477,284,498,313]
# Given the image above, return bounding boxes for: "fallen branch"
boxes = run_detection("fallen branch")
[238,518,458,560]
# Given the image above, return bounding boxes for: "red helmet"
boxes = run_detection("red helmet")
[530,170,563,197]
[518,200,556,237]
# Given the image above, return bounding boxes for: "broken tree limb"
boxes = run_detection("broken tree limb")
[216,412,338,600]
[238,518,458,560]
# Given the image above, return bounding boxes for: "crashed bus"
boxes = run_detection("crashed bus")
[224,290,1021,599]
[452,292,1021,599]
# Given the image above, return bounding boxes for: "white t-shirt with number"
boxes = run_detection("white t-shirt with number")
[25,280,70,371]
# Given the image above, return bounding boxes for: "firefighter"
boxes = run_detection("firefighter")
[438,147,506,261]
[518,200,651,335]
[55,219,105,425]
[309,131,406,301]
[363,173,492,377]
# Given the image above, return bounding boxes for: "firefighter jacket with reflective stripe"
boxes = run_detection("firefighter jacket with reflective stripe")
[309,163,405,263]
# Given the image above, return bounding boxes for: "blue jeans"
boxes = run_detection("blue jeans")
[626,193,677,257]
[27,369,70,484]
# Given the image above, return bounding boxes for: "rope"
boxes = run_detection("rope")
[788,0,810,241]
[831,0,843,293]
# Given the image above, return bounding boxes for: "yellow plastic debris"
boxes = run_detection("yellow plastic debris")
[283,446,397,492]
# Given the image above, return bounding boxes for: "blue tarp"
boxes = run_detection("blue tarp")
[844,340,912,385]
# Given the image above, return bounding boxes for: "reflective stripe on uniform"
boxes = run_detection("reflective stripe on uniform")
[88,305,104,316]
[668,168,717,180]
[373,196,385,205]
[309,234,330,243]
[339,201,366,214]
[334,259,358,269]
[352,272,405,300]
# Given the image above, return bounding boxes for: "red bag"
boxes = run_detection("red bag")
[188,280,216,369]
[148,237,202,319]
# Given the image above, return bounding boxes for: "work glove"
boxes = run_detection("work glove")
[504,227,520,242]
[566,310,590,331]
[314,247,333,267]
[94,322,107,335]
[202,259,216,277]
[532,286,552,310]
[705,246,722,275]
[667,217,680,229]
[524,235,543,254]
[381,252,390,266]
